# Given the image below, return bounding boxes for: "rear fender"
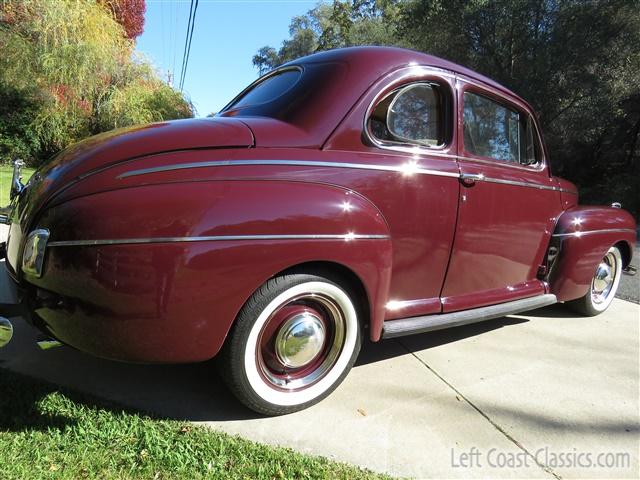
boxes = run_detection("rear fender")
[28,180,392,362]
[548,206,636,301]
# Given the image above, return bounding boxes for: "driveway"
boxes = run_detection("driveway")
[0,263,638,478]
[618,243,639,304]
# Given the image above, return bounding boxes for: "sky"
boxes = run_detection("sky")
[136,0,322,117]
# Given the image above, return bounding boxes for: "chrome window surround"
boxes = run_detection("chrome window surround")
[363,66,456,156]
[361,65,548,173]
[370,81,451,150]
[47,233,390,248]
[456,78,547,173]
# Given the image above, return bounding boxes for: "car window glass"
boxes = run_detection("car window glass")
[229,69,301,110]
[369,83,445,147]
[520,116,542,165]
[463,92,523,163]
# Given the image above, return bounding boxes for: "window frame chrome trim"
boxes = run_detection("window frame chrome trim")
[363,66,456,157]
[47,233,391,248]
[456,79,548,173]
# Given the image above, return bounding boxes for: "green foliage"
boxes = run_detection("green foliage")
[0,0,193,166]
[255,0,640,217]
[0,83,41,162]
[0,369,387,479]
[252,1,400,74]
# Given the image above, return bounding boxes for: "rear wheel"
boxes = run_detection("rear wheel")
[568,246,623,316]
[219,273,361,415]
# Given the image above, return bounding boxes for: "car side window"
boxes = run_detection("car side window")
[369,83,446,147]
[463,91,540,166]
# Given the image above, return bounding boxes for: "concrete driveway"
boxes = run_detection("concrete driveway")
[0,263,638,478]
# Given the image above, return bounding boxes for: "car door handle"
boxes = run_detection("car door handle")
[460,173,484,186]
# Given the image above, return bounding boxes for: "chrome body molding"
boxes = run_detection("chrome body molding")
[47,233,391,248]
[116,156,577,195]
[117,159,461,180]
[382,294,558,339]
[473,175,574,193]
[552,229,636,239]
[117,158,578,194]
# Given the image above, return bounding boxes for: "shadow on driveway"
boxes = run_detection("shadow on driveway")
[1,312,532,424]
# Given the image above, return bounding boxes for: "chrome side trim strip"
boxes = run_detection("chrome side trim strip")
[477,175,559,192]
[552,229,636,238]
[117,159,461,180]
[382,294,558,339]
[47,233,390,247]
[118,158,578,194]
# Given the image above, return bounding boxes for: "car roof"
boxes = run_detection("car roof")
[233,46,531,148]
[287,45,524,104]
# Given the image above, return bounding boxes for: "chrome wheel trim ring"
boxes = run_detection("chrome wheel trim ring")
[258,293,345,391]
[590,247,622,311]
[243,281,358,407]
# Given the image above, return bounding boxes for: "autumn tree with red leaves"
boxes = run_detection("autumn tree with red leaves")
[99,0,146,40]
[0,0,191,166]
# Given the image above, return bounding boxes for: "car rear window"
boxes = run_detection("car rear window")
[223,69,301,111]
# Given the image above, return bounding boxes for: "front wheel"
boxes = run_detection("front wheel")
[568,246,623,316]
[219,273,361,415]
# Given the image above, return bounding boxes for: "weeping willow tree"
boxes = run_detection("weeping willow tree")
[0,0,193,165]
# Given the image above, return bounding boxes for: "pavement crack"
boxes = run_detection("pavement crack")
[396,339,562,480]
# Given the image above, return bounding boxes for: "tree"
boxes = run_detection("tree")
[254,0,640,217]
[0,0,192,166]
[98,0,146,40]
[398,0,640,216]
[252,1,399,73]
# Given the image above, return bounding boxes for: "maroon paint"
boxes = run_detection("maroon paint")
[5,47,636,364]
[549,206,636,301]
[441,79,561,312]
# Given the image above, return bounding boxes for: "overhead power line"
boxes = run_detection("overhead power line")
[179,0,199,91]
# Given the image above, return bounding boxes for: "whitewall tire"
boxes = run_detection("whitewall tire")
[568,246,623,316]
[219,273,361,415]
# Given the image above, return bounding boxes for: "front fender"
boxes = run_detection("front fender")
[549,206,636,302]
[25,180,392,362]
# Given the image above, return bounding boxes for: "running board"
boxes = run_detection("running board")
[382,294,557,339]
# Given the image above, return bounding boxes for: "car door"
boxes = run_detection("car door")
[440,76,561,312]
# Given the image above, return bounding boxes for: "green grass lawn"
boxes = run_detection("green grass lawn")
[0,369,388,479]
[0,164,35,207]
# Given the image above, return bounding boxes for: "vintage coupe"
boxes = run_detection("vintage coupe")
[0,47,636,415]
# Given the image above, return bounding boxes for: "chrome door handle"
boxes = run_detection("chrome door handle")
[460,173,484,186]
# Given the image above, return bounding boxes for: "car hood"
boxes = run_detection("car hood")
[16,117,254,223]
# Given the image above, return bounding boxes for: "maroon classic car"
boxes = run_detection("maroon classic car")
[0,47,636,415]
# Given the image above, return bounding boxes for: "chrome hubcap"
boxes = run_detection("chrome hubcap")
[257,293,345,391]
[591,252,617,305]
[274,312,326,368]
